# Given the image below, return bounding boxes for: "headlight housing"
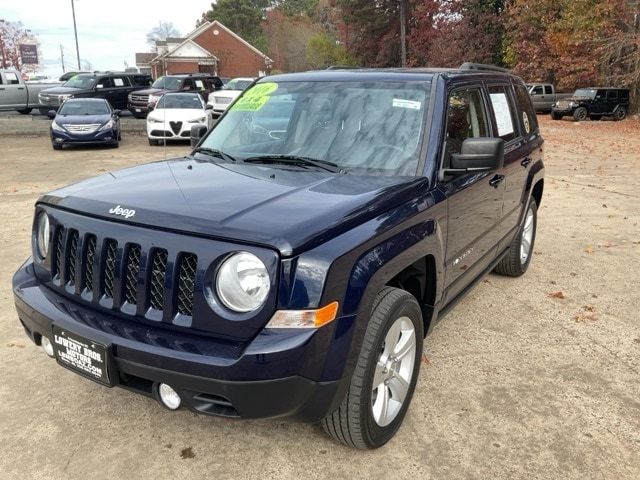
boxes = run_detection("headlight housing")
[215,252,270,312]
[188,116,207,123]
[147,117,163,124]
[35,212,50,260]
[148,94,160,105]
[51,121,64,132]
[99,119,115,131]
[58,94,72,103]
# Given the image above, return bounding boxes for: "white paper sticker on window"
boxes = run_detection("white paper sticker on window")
[5,72,18,82]
[393,98,421,110]
[490,93,514,137]
[113,78,124,87]
[195,80,204,89]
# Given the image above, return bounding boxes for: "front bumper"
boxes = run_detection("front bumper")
[147,122,202,140]
[13,259,344,421]
[51,127,118,145]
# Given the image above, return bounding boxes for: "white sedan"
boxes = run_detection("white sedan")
[146,92,214,145]
[207,77,256,116]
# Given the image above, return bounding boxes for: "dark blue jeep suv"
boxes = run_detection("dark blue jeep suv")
[13,66,544,449]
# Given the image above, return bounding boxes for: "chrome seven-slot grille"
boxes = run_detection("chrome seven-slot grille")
[51,226,197,318]
[63,124,101,134]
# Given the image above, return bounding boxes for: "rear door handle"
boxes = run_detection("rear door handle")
[17,87,25,90]
[489,174,505,188]
[521,157,532,167]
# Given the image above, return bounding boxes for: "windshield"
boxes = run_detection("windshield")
[63,75,96,89]
[156,94,203,109]
[574,88,596,98]
[58,100,110,115]
[225,79,253,91]
[200,80,430,176]
[151,76,183,90]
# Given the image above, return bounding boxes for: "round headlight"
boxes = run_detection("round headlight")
[35,212,50,259]
[216,252,270,312]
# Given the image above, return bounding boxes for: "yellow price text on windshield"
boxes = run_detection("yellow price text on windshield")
[231,83,278,112]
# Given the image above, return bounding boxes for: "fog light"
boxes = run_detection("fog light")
[158,383,181,410]
[41,336,55,358]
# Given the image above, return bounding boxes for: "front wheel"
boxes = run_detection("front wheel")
[322,287,423,449]
[17,108,32,115]
[550,111,562,120]
[494,198,538,277]
[573,107,588,121]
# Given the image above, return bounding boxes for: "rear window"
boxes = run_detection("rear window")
[514,84,539,135]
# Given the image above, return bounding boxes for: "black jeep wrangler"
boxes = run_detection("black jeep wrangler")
[551,87,630,121]
[14,64,544,449]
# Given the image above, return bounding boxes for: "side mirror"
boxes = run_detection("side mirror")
[47,110,57,119]
[205,104,213,110]
[113,109,121,116]
[190,124,208,148]
[445,137,504,175]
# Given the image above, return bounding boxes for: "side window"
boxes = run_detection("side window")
[544,85,553,95]
[96,77,112,89]
[514,84,539,135]
[5,72,20,85]
[211,77,223,89]
[488,85,518,142]
[619,90,629,100]
[182,79,195,91]
[112,77,127,87]
[606,90,617,100]
[531,85,543,95]
[0,76,3,85]
[194,79,205,90]
[444,87,489,157]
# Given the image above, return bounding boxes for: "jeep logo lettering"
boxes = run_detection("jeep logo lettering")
[108,205,135,219]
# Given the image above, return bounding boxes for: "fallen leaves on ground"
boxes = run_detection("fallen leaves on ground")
[574,305,599,323]
[548,291,566,299]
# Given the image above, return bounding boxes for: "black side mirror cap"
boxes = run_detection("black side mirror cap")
[443,137,504,176]
[205,104,213,110]
[47,110,57,119]
[113,109,121,116]
[190,124,208,148]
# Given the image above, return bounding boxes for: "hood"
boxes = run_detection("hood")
[55,113,111,125]
[132,88,167,96]
[147,108,205,123]
[39,158,425,256]
[213,90,241,98]
[40,86,85,95]
[564,96,592,102]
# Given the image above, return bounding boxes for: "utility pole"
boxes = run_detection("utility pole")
[399,0,407,67]
[70,0,81,69]
[60,45,65,72]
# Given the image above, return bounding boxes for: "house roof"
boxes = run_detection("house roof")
[135,52,155,65]
[150,20,272,63]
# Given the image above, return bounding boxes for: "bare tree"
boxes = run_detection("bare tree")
[0,20,40,73]
[146,22,181,52]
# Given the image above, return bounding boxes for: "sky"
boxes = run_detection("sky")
[0,0,213,77]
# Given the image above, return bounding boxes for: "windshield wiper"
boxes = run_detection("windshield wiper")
[242,155,343,173]
[192,147,237,163]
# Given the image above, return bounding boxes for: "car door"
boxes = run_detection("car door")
[486,83,531,249]
[0,71,27,108]
[108,76,130,109]
[441,85,505,304]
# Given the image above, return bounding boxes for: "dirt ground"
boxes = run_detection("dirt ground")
[0,117,638,480]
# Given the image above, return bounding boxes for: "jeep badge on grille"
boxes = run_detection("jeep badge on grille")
[108,205,136,219]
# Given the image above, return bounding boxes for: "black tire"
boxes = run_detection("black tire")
[321,287,423,449]
[118,131,122,141]
[613,106,627,121]
[111,141,119,148]
[550,111,562,120]
[52,143,62,150]
[573,107,588,121]
[589,115,602,121]
[148,138,156,146]
[39,108,50,116]
[494,198,538,277]
[18,108,32,115]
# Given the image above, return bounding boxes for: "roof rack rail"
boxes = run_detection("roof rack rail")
[459,62,511,73]
[326,65,359,70]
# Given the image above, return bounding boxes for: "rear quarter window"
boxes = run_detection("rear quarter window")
[514,84,539,135]
[488,85,518,142]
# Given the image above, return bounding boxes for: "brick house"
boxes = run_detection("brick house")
[136,21,272,79]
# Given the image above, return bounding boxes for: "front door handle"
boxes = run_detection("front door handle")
[521,157,532,167]
[17,87,25,90]
[489,174,505,188]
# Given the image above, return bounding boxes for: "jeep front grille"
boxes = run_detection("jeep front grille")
[47,221,203,321]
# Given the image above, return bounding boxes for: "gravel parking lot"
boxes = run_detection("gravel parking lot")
[0,116,638,479]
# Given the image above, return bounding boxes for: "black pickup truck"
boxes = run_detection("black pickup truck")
[13,65,544,449]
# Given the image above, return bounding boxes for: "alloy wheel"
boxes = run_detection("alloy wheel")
[520,206,534,264]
